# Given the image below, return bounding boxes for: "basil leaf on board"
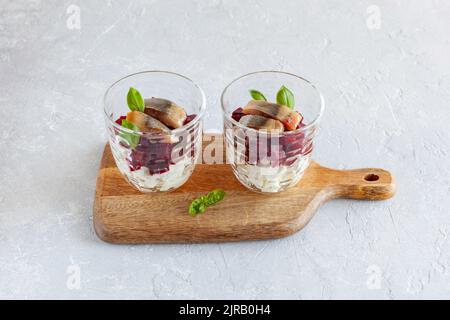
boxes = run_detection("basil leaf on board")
[120,119,141,149]
[249,89,267,101]
[276,85,295,109]
[127,87,145,112]
[206,189,225,205]
[188,189,226,216]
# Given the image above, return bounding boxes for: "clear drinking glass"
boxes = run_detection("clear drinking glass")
[221,71,324,193]
[104,71,206,192]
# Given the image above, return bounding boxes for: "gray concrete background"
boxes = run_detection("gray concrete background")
[0,0,449,299]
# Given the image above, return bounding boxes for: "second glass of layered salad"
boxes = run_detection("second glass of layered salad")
[221,71,324,193]
[104,71,206,192]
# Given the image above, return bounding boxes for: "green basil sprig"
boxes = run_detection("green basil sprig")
[249,89,267,101]
[120,119,141,149]
[276,85,295,109]
[189,189,226,216]
[127,87,145,112]
[122,87,144,149]
[248,85,295,109]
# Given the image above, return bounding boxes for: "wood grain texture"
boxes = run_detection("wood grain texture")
[93,134,396,244]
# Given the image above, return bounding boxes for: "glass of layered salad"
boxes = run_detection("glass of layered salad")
[221,71,324,193]
[104,71,206,192]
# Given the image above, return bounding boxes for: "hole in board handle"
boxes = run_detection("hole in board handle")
[364,174,379,182]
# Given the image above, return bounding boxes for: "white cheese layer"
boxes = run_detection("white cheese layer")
[111,140,194,192]
[235,156,310,193]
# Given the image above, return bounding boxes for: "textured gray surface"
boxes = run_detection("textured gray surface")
[0,0,449,299]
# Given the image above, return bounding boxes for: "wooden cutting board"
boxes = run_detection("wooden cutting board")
[93,134,396,244]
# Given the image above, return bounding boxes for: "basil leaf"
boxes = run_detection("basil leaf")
[188,189,226,216]
[249,89,267,101]
[120,119,141,149]
[127,87,145,112]
[188,199,200,216]
[206,189,225,205]
[276,85,295,109]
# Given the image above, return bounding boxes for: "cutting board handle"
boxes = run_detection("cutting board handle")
[320,165,396,201]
